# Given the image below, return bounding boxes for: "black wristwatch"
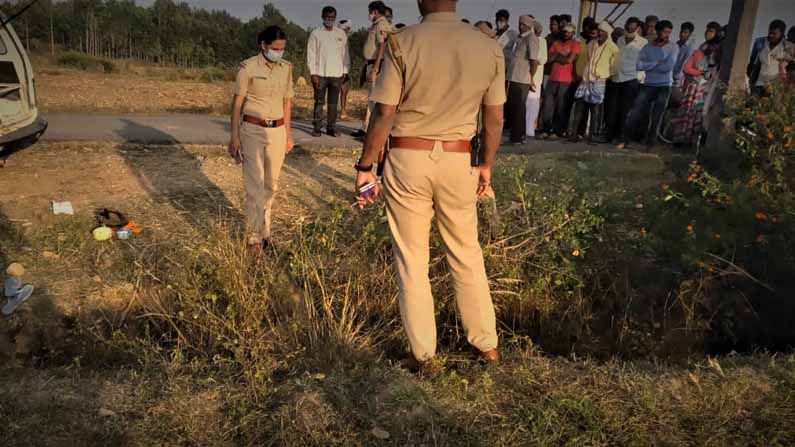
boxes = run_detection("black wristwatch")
[354,159,373,172]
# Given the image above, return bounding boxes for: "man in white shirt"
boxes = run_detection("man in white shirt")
[506,16,540,144]
[753,20,794,96]
[604,17,647,143]
[495,9,519,68]
[525,19,547,139]
[307,6,350,137]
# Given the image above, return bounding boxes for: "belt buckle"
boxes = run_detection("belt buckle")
[264,119,275,127]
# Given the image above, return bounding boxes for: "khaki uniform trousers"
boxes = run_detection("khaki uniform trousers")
[361,65,376,131]
[383,143,498,361]
[240,122,286,244]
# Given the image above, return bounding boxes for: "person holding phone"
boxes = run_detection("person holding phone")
[354,0,505,371]
[228,26,295,255]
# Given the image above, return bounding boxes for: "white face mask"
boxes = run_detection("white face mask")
[497,20,508,30]
[369,13,378,23]
[323,19,335,28]
[265,49,284,62]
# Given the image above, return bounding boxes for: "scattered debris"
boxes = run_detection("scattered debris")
[42,250,59,260]
[93,226,113,241]
[52,201,74,215]
[3,263,35,316]
[371,427,390,440]
[98,408,117,417]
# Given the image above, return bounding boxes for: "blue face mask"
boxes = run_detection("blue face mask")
[265,49,284,62]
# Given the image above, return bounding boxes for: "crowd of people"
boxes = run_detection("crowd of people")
[307,2,795,151]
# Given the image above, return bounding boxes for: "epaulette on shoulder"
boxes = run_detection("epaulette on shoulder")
[239,55,258,70]
[279,59,292,67]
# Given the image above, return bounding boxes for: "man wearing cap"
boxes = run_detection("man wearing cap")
[506,15,541,144]
[354,0,505,370]
[568,21,618,143]
[540,24,581,139]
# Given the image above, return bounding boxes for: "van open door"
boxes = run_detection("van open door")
[0,7,48,165]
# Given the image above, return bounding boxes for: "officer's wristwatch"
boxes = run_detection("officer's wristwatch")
[354,159,373,172]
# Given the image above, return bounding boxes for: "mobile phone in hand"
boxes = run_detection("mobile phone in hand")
[357,182,378,199]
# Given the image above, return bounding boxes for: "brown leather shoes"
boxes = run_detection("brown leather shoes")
[400,356,442,375]
[477,348,499,363]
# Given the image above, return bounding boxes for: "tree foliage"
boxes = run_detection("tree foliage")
[0,0,367,79]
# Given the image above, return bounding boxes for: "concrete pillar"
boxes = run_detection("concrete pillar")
[703,0,759,173]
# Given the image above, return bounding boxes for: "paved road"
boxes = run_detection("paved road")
[41,112,363,148]
[40,112,624,154]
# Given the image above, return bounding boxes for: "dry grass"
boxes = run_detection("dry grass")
[1,142,793,445]
[33,55,369,119]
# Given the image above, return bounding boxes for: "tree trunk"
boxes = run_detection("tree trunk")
[49,4,55,56]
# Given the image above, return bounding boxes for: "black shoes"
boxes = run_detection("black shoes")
[311,128,322,137]
[326,128,340,137]
[351,129,366,139]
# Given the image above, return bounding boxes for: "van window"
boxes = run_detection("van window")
[0,34,6,55]
[0,61,18,83]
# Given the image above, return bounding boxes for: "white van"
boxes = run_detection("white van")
[0,10,47,165]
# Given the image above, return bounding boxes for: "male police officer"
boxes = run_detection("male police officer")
[352,1,392,139]
[354,0,505,369]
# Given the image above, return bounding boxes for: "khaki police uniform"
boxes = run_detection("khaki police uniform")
[370,12,506,361]
[360,16,392,132]
[234,54,294,244]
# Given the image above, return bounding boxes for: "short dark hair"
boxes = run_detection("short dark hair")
[368,1,386,15]
[681,22,695,33]
[769,19,787,34]
[258,25,287,45]
[322,6,336,17]
[559,14,572,23]
[646,15,659,23]
[395,23,406,29]
[550,15,560,23]
[656,20,674,33]
[496,9,509,20]
[626,16,642,27]
[475,21,493,30]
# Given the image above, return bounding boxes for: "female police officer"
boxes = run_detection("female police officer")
[228,26,295,253]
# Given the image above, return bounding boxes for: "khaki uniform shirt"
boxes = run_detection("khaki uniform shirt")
[235,54,294,120]
[509,32,541,85]
[363,16,392,60]
[370,12,506,141]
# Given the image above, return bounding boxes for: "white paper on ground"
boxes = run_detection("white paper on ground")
[52,201,75,215]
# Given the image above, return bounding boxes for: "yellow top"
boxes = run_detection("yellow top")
[576,39,619,80]
[363,16,392,60]
[234,54,294,120]
[370,12,506,141]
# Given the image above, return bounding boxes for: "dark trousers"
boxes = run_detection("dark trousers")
[604,79,639,142]
[313,76,342,131]
[569,99,605,139]
[623,85,671,145]
[541,81,573,135]
[507,81,531,142]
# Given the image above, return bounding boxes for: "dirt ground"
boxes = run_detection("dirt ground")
[0,141,354,235]
[34,60,369,118]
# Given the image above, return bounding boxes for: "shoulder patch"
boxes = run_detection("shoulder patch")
[279,59,293,67]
